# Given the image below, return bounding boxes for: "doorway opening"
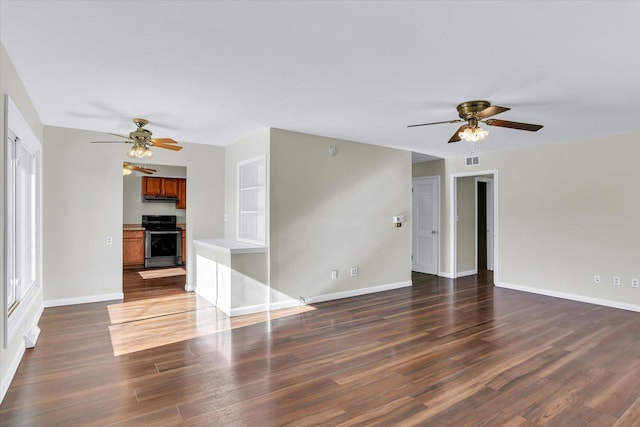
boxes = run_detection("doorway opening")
[478,181,487,270]
[122,164,187,301]
[450,170,498,283]
[476,178,494,272]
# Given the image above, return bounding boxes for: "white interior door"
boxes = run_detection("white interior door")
[412,177,439,275]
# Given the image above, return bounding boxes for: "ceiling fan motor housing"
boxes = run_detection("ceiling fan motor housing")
[130,118,152,141]
[129,127,152,141]
[457,100,491,119]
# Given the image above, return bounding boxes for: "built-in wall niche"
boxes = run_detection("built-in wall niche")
[123,164,187,225]
[238,155,266,245]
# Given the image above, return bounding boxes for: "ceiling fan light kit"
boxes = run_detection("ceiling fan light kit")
[128,141,153,159]
[408,100,543,147]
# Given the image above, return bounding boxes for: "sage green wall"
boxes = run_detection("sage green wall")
[43,126,225,301]
[269,129,412,302]
[415,133,640,308]
[122,164,187,225]
[456,176,475,273]
[224,129,270,241]
[1,43,44,401]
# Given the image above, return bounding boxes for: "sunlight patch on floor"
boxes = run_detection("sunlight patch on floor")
[107,295,315,356]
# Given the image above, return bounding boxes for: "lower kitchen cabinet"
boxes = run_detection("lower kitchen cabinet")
[123,229,144,268]
[182,229,187,264]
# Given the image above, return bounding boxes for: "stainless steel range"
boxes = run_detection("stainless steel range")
[142,215,182,268]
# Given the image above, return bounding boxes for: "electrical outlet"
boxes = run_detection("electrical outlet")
[632,278,639,288]
[594,275,601,284]
[106,236,113,245]
[613,276,621,286]
[331,270,338,280]
[350,267,359,277]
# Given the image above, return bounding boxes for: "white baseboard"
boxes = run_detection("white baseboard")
[496,282,640,313]
[304,281,412,305]
[185,283,196,292]
[456,270,477,278]
[1,302,44,404]
[268,299,301,311]
[230,300,303,317]
[1,341,25,405]
[226,281,413,317]
[230,304,269,317]
[44,293,123,308]
[439,272,455,278]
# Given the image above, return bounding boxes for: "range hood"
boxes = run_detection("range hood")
[142,194,178,202]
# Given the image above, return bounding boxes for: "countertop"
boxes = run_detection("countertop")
[123,224,144,231]
[194,238,267,254]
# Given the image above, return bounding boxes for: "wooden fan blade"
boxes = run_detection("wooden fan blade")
[124,162,157,174]
[150,138,178,144]
[132,166,157,174]
[476,105,510,119]
[448,125,469,143]
[484,119,543,132]
[151,142,183,151]
[407,119,463,128]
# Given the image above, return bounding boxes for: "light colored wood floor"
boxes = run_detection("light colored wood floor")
[2,271,640,426]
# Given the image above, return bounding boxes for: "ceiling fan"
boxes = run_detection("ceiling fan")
[408,100,543,143]
[122,162,156,176]
[92,118,183,158]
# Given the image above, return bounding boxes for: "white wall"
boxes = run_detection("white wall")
[43,126,225,302]
[269,129,412,303]
[414,132,640,309]
[122,164,186,225]
[0,43,44,402]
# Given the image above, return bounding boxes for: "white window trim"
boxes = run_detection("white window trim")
[4,95,43,348]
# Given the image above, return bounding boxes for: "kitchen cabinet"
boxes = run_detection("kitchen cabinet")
[176,178,187,209]
[141,177,179,197]
[123,229,144,268]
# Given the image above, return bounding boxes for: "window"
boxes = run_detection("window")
[237,155,266,245]
[4,96,42,347]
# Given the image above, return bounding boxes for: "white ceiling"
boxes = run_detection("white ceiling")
[1,1,639,159]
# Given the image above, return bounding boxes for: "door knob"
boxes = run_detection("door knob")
[432,230,437,234]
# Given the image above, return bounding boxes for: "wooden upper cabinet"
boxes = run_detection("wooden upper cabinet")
[162,178,179,197]
[141,177,180,197]
[176,178,187,209]
[142,176,163,196]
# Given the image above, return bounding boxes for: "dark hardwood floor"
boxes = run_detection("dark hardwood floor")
[2,271,640,426]
[123,267,187,301]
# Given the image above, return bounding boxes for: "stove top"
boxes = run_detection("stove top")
[141,215,178,230]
